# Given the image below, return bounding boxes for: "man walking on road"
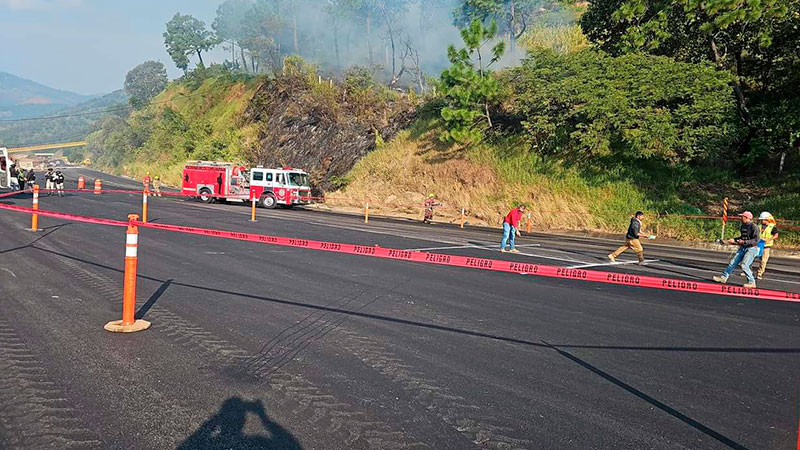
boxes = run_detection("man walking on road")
[608,211,651,264]
[713,211,761,288]
[500,204,526,253]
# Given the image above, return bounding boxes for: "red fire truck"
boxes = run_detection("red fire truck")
[181,161,312,208]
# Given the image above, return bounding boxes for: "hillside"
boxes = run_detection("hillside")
[0,90,128,148]
[0,72,90,120]
[82,63,416,189]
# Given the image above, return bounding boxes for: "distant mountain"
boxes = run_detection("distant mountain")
[0,72,91,120]
[0,89,129,148]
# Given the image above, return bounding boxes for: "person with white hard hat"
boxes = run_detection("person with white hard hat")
[754,211,779,280]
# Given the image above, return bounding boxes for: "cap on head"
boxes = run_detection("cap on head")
[758,211,771,220]
[428,193,434,198]
[740,211,753,220]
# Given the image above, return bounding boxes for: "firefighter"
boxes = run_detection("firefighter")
[423,194,441,224]
[153,176,162,197]
[54,170,65,197]
[17,168,26,190]
[143,172,152,192]
[45,167,55,195]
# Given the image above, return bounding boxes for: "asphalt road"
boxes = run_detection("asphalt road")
[0,167,798,449]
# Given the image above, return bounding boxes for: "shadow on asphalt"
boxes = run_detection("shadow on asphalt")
[177,397,301,450]
[0,224,69,255]
[541,341,748,450]
[19,244,798,450]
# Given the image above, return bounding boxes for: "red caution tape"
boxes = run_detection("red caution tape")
[1,201,798,303]
[0,189,29,199]
[0,203,127,227]
[132,220,800,304]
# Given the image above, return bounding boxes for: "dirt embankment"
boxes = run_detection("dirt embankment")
[243,74,416,192]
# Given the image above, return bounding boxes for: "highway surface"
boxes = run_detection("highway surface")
[0,167,798,449]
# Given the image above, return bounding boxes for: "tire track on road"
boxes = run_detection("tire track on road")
[334,328,533,449]
[0,317,103,449]
[43,244,427,449]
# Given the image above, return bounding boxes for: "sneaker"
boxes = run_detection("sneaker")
[740,272,746,277]
[757,276,763,280]
[500,249,508,253]
[608,254,616,262]
[712,276,728,284]
[509,249,520,253]
[637,261,645,265]
[743,282,757,288]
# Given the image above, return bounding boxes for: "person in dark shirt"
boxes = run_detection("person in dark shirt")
[713,211,760,288]
[608,211,652,264]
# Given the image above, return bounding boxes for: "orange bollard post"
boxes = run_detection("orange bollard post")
[77,175,85,190]
[460,208,465,229]
[141,189,149,223]
[94,179,102,195]
[364,202,370,224]
[104,214,150,333]
[526,212,532,234]
[30,185,40,232]
[250,195,257,222]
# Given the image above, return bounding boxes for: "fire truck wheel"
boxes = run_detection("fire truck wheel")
[199,188,214,203]
[260,193,277,209]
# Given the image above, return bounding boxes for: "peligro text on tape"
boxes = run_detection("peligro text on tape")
[0,201,797,303]
[131,219,800,303]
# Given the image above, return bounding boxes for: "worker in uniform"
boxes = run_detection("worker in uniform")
[25,168,36,187]
[45,167,55,195]
[9,164,20,191]
[608,211,653,265]
[713,211,760,288]
[17,168,26,190]
[153,176,162,197]
[54,170,65,197]
[500,204,526,253]
[752,211,778,280]
[423,194,441,224]
[143,172,152,192]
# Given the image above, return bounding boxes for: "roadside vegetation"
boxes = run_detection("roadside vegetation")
[69,0,800,248]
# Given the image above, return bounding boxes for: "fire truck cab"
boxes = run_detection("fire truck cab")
[181,161,311,208]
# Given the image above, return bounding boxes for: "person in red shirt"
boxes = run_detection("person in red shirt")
[142,172,152,192]
[501,205,526,253]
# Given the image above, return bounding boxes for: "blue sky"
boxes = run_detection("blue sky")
[0,0,228,95]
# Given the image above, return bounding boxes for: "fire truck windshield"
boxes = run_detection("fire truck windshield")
[287,172,309,187]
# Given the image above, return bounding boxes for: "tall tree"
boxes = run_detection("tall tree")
[241,1,283,72]
[453,0,540,49]
[124,61,168,108]
[212,0,254,70]
[163,13,220,71]
[438,19,506,143]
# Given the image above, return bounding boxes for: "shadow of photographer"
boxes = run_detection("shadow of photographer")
[178,397,301,450]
